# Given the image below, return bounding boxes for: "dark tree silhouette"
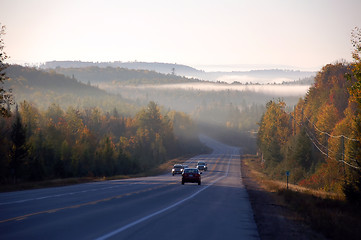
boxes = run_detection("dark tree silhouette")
[0,23,13,117]
[9,106,28,183]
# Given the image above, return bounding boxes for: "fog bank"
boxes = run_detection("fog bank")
[114,83,310,97]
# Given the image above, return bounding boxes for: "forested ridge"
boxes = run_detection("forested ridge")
[41,60,314,84]
[257,59,361,198]
[41,60,201,76]
[4,65,138,114]
[49,66,201,85]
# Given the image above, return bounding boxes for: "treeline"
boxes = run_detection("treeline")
[50,66,201,85]
[41,60,201,76]
[281,76,315,85]
[0,101,204,183]
[257,62,361,198]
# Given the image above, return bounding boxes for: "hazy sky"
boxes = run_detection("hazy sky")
[1,0,361,71]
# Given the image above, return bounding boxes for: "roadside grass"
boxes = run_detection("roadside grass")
[0,155,192,193]
[242,154,361,240]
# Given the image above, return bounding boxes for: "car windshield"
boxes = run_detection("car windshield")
[184,169,197,173]
[174,165,182,168]
[198,162,205,165]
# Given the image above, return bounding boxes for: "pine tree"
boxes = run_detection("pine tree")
[9,106,28,183]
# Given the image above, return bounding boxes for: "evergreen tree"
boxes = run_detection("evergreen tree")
[9,106,28,183]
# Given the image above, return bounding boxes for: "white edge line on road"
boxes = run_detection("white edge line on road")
[95,153,235,240]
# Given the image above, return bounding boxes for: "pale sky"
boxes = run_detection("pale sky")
[1,0,361,71]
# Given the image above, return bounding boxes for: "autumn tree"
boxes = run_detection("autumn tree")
[20,101,40,139]
[64,106,84,143]
[343,27,361,202]
[134,101,170,168]
[257,100,291,169]
[45,103,64,125]
[0,23,13,117]
[284,127,313,183]
[136,101,162,134]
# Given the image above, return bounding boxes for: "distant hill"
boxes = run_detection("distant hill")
[191,69,316,84]
[40,60,315,84]
[4,65,137,113]
[40,61,201,76]
[44,66,202,85]
[5,65,106,96]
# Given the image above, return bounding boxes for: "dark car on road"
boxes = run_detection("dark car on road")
[196,161,207,171]
[182,168,201,185]
[172,164,184,176]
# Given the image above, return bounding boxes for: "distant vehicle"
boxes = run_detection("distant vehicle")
[182,168,201,185]
[182,164,189,169]
[172,164,184,176]
[196,161,207,171]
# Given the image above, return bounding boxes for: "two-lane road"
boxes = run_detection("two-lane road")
[0,136,259,240]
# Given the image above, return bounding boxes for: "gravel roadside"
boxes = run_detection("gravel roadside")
[241,158,327,240]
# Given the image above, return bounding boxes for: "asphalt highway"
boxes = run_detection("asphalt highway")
[0,135,259,240]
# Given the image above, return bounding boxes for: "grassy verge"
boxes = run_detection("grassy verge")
[0,155,192,193]
[242,154,361,240]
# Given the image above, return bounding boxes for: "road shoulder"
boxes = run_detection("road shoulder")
[241,156,326,240]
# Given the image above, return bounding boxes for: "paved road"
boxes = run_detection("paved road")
[0,136,259,240]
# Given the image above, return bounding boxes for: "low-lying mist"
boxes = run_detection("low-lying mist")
[97,81,309,152]
[215,75,296,84]
[102,83,310,97]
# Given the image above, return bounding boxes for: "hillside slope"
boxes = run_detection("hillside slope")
[4,65,137,113]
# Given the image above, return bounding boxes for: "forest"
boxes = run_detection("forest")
[47,66,201,85]
[0,100,203,183]
[257,56,361,199]
[1,61,206,183]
